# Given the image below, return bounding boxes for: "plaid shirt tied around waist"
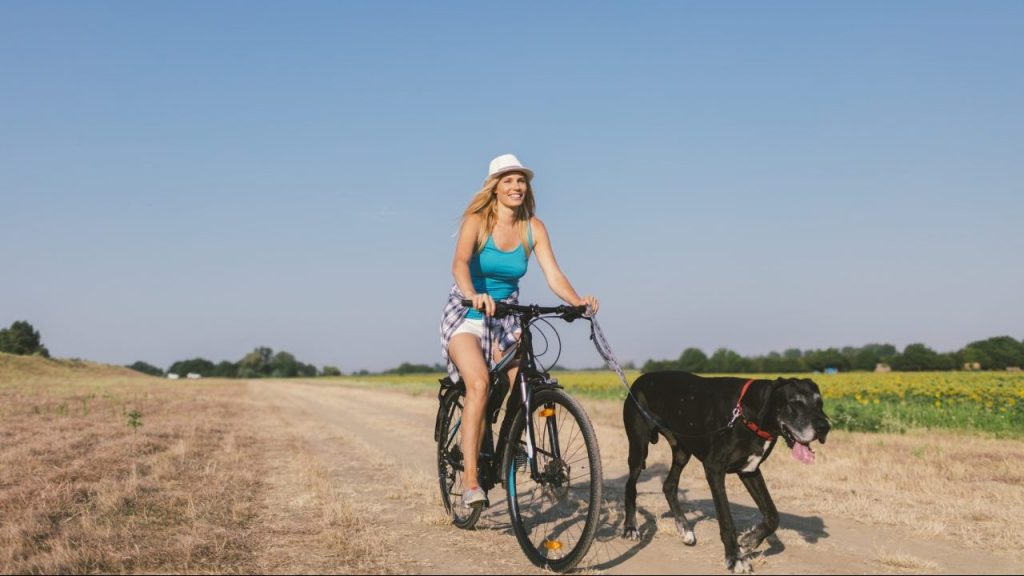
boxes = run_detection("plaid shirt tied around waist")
[439,284,521,383]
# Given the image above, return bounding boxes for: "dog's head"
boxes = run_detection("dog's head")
[771,378,831,463]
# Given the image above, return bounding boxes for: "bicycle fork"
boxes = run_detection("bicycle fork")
[517,373,562,483]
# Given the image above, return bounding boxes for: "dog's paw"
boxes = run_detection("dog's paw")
[738,529,761,554]
[674,519,696,546]
[727,557,753,574]
[622,526,641,541]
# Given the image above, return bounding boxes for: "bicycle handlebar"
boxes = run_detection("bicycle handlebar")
[460,299,589,321]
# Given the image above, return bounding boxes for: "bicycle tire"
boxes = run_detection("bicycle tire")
[437,386,482,529]
[503,388,603,572]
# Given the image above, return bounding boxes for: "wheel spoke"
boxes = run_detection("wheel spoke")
[506,389,602,571]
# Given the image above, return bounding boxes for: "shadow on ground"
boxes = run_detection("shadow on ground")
[585,464,831,571]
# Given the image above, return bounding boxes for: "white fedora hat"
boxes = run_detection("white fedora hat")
[487,153,534,182]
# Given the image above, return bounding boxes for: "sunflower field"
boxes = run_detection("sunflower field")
[340,370,1024,437]
[554,370,1024,437]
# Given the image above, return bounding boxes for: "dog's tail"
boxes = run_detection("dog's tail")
[627,387,661,445]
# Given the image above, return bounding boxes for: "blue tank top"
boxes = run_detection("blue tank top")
[466,227,533,320]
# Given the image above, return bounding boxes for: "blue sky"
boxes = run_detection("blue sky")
[2,1,1021,372]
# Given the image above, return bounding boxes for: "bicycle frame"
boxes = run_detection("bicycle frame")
[480,306,567,490]
[438,300,599,571]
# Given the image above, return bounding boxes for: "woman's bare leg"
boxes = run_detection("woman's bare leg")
[448,333,489,489]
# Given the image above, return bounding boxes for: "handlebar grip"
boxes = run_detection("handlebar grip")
[460,298,511,317]
[558,304,588,322]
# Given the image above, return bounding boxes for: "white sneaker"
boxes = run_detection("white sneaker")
[462,487,489,508]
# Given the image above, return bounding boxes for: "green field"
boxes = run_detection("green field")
[331,370,1024,438]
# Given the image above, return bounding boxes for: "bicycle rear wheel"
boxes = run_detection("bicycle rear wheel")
[437,386,482,529]
[503,388,602,572]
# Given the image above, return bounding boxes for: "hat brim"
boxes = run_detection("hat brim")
[489,166,534,182]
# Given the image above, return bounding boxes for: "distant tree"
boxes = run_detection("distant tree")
[677,348,708,372]
[271,351,299,377]
[168,358,216,377]
[211,361,239,378]
[385,362,438,375]
[127,361,163,377]
[867,343,899,359]
[322,365,342,377]
[751,351,785,373]
[777,355,805,372]
[238,346,274,378]
[0,321,50,357]
[804,348,850,372]
[892,343,948,371]
[851,348,880,371]
[961,346,991,369]
[962,336,1024,370]
[939,352,960,371]
[705,348,746,373]
[641,359,676,373]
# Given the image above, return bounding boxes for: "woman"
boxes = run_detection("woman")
[439,153,599,508]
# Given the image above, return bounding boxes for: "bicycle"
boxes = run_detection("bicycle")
[434,301,603,572]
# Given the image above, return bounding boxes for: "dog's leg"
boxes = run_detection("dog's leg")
[622,394,652,541]
[663,446,696,545]
[738,470,779,555]
[703,462,751,574]
[622,435,648,540]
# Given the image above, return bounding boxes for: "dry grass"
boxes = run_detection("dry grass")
[0,353,397,574]
[874,547,941,572]
[0,354,262,573]
[257,441,400,574]
[760,430,1024,553]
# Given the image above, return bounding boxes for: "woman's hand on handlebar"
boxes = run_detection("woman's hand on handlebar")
[468,293,496,317]
[576,295,599,317]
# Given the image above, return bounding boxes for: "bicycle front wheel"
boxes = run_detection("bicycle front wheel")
[503,388,602,572]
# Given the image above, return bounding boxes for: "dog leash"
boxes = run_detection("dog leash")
[587,317,760,440]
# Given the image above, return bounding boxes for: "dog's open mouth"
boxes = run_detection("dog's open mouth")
[781,425,816,464]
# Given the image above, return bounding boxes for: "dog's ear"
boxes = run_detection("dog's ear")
[800,377,823,394]
[768,377,792,403]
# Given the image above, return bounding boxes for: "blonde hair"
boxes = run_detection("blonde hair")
[462,172,535,258]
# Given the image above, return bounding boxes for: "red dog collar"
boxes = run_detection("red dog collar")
[731,379,775,441]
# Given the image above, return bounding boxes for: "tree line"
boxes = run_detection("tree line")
[641,336,1024,373]
[4,320,1020,377]
[128,346,342,379]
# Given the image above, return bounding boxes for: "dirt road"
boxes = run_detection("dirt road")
[249,379,1024,574]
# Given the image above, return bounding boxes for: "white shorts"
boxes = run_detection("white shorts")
[450,317,486,340]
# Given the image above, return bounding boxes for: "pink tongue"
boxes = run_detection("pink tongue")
[792,443,815,464]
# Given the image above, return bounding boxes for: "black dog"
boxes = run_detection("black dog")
[622,372,830,573]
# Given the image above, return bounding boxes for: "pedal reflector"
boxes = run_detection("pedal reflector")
[543,539,562,550]
[540,408,555,418]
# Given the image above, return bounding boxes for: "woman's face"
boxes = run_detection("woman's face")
[494,171,529,209]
